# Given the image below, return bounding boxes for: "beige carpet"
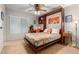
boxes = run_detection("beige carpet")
[1,40,79,54]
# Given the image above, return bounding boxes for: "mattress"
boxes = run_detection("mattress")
[25,33,61,47]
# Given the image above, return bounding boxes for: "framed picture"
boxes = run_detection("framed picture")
[48,16,60,24]
[47,12,61,24]
[65,15,72,22]
[1,11,4,21]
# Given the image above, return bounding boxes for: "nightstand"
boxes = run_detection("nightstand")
[62,32,72,45]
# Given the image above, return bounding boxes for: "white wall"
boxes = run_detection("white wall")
[6,9,35,41]
[0,4,6,53]
[64,4,79,45]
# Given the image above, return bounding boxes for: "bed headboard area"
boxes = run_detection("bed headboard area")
[38,7,64,37]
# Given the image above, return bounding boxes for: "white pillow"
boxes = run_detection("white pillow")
[52,28,59,34]
[44,29,48,32]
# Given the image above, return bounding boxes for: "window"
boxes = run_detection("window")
[9,16,32,34]
[10,16,21,33]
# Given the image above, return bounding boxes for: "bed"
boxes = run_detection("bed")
[25,33,61,47]
[24,32,61,53]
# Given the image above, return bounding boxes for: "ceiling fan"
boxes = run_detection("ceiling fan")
[34,4,47,12]
[29,4,47,15]
[27,4,62,15]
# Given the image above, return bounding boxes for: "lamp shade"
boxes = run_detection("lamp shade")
[74,21,78,24]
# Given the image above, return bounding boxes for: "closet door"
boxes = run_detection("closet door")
[0,28,3,52]
[0,11,3,52]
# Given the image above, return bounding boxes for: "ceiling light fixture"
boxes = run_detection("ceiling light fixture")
[34,11,40,15]
[34,11,37,14]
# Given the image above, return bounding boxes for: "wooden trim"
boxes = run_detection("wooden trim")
[40,7,63,16]
[61,8,64,43]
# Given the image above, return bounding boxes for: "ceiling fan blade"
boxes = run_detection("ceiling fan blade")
[28,9,35,11]
[39,9,47,11]
[39,4,45,7]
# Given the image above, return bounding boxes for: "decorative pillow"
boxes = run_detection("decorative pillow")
[44,29,48,32]
[36,27,41,33]
[47,28,52,33]
[52,28,59,34]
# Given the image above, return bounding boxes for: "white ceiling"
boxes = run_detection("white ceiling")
[6,4,71,15]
